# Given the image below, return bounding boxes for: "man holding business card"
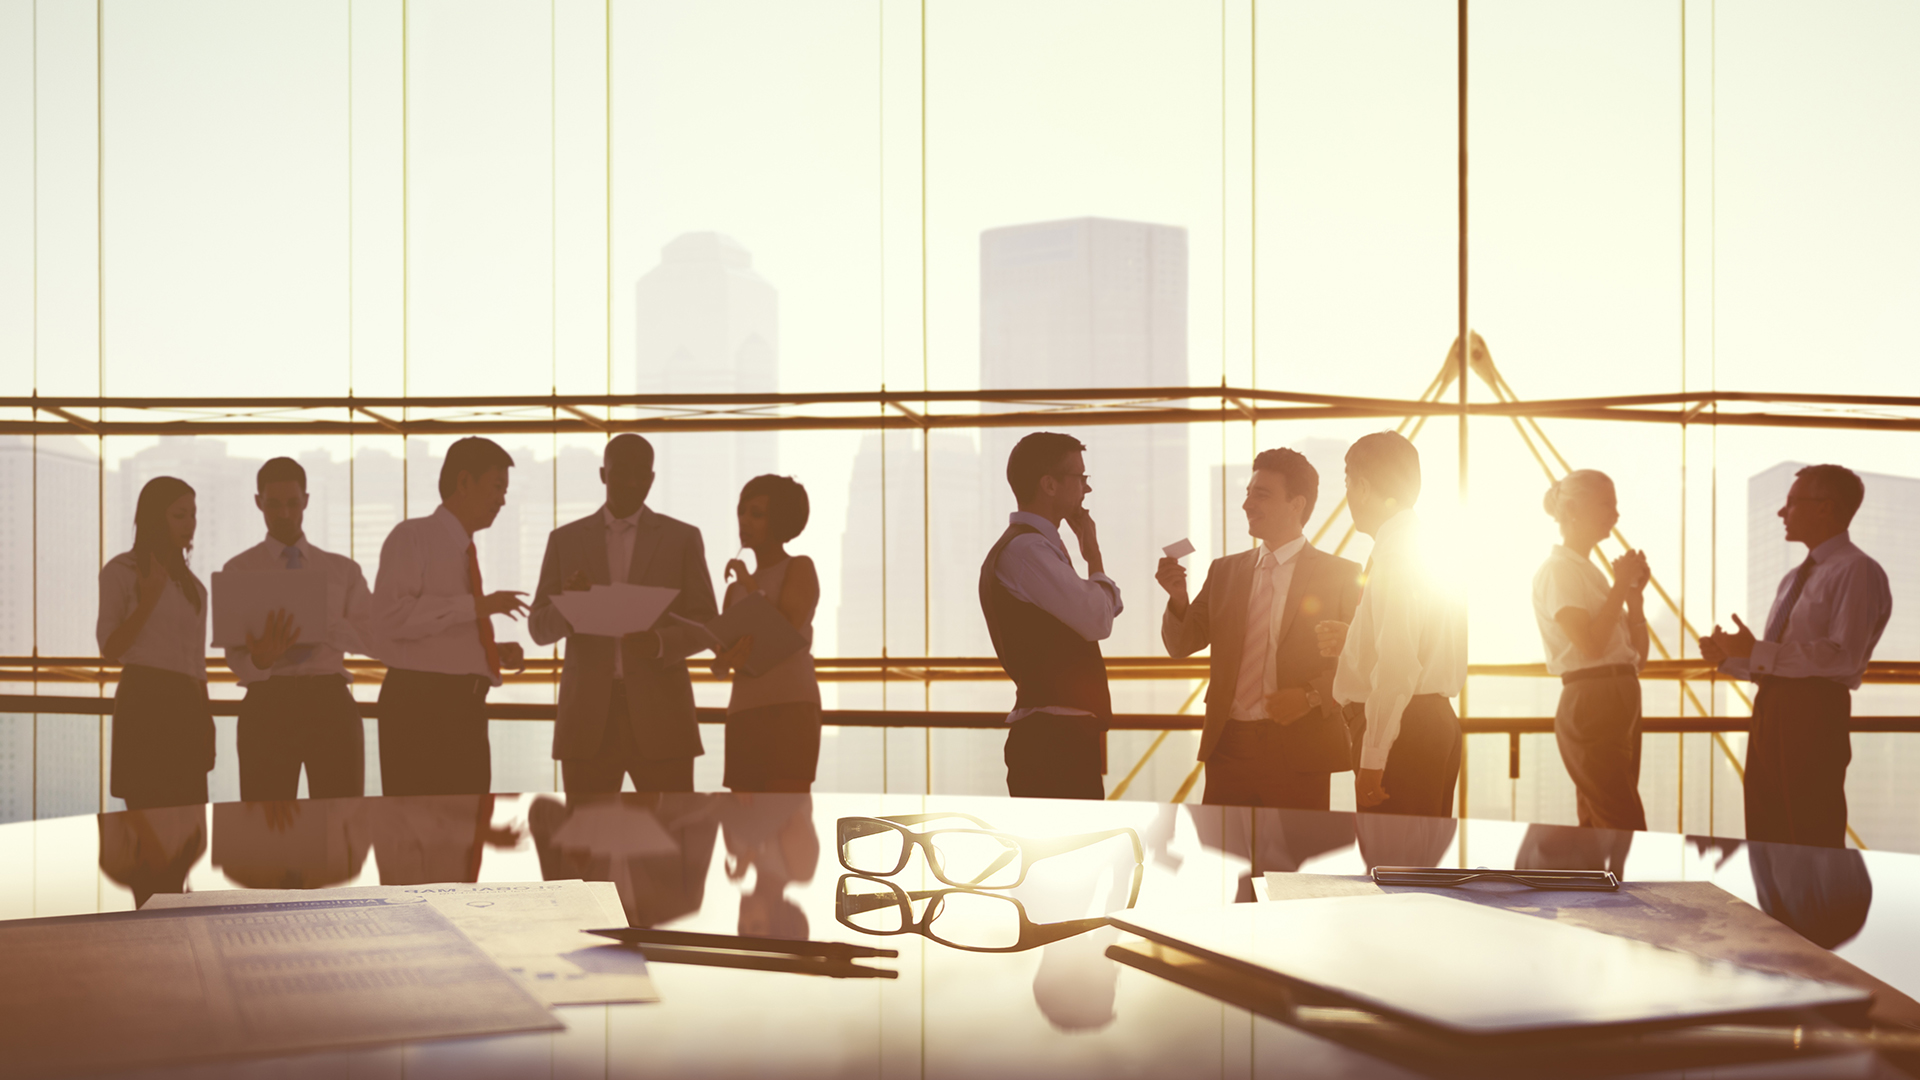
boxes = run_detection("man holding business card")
[221,457,375,801]
[1159,448,1363,809]
[530,434,719,794]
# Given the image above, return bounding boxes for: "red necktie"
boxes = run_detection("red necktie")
[466,542,502,681]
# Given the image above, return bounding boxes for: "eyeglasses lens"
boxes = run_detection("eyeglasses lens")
[841,822,908,876]
[926,830,1024,888]
[839,877,908,933]
[925,890,1022,950]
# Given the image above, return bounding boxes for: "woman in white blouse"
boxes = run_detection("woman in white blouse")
[97,476,214,809]
[712,475,821,793]
[1531,470,1651,832]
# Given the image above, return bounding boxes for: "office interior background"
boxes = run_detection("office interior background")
[1,0,1916,849]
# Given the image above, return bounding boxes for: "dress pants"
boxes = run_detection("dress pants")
[377,668,492,796]
[562,684,695,795]
[1746,677,1851,848]
[1004,713,1105,800]
[1349,694,1461,817]
[238,674,366,801]
[1202,721,1333,810]
[111,665,215,811]
[1553,670,1648,831]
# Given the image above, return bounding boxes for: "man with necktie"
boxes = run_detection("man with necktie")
[1158,448,1363,808]
[222,457,375,800]
[1701,464,1890,848]
[370,437,528,796]
[529,434,719,794]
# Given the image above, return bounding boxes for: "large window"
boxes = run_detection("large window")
[3,0,1917,851]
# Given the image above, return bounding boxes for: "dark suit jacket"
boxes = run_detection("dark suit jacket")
[1162,542,1364,769]
[529,507,719,762]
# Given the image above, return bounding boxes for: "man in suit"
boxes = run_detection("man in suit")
[530,434,719,794]
[1159,448,1362,809]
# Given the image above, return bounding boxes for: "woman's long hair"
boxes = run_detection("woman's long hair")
[132,476,201,611]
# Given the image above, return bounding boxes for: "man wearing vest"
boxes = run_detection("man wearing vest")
[979,432,1122,800]
[1158,448,1362,808]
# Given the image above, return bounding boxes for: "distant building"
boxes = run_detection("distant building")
[1749,461,1917,660]
[635,232,779,546]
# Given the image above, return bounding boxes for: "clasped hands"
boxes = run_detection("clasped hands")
[1698,613,1757,665]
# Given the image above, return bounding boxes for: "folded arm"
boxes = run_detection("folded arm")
[1749,563,1892,681]
[999,535,1123,642]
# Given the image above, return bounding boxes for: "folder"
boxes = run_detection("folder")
[670,591,807,677]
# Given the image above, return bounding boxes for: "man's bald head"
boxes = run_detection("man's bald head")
[602,434,656,517]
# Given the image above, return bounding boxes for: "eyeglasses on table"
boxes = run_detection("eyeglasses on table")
[836,813,1144,890]
[835,866,1144,953]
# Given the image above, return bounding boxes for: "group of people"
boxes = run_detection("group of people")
[97,434,822,810]
[97,423,1890,850]
[982,430,1890,849]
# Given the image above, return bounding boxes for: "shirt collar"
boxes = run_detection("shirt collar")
[1009,511,1066,553]
[267,534,312,558]
[432,504,473,540]
[1258,535,1308,567]
[602,503,644,530]
[1809,531,1853,564]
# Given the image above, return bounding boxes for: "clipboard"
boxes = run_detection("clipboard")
[211,570,330,648]
[671,591,807,677]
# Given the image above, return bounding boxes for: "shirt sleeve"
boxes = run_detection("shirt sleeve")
[1161,560,1216,658]
[336,560,375,656]
[371,524,477,642]
[655,527,720,662]
[997,534,1123,642]
[96,559,136,655]
[1537,557,1589,624]
[1747,560,1892,681]
[1357,559,1426,772]
[527,529,572,647]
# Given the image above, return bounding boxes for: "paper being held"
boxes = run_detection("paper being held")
[551,583,679,637]
[1162,538,1195,560]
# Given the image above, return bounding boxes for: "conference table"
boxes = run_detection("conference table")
[2,791,1916,1078]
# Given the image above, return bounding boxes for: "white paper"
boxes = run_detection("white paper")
[1162,538,1195,560]
[551,583,680,638]
[148,879,656,1006]
[211,570,331,647]
[668,612,725,651]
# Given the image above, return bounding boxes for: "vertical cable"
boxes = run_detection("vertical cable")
[1247,0,1256,460]
[605,0,612,401]
[919,0,931,794]
[31,0,40,818]
[96,0,107,813]
[1707,0,1719,835]
[876,0,887,793]
[400,0,409,512]
[1677,0,1688,833]
[1454,0,1470,824]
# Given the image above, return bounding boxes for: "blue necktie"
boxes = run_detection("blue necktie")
[281,545,315,664]
[1763,556,1817,643]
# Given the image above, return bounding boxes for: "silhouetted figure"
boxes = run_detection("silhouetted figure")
[1354,812,1457,870]
[98,805,207,908]
[1531,470,1650,832]
[528,793,722,926]
[1323,432,1466,817]
[1514,822,1632,877]
[222,457,374,801]
[368,793,518,886]
[98,476,215,810]
[719,794,818,939]
[530,435,719,794]
[1159,449,1362,809]
[1700,464,1890,848]
[980,432,1120,800]
[1187,805,1358,902]
[370,437,528,796]
[1749,840,1873,950]
[211,798,372,890]
[713,476,821,794]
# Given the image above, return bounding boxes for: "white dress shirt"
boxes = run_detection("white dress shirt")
[1332,511,1468,771]
[995,511,1124,724]
[221,534,374,685]
[1531,544,1639,676]
[604,504,642,677]
[1722,532,1890,690]
[1230,535,1308,721]
[370,505,496,684]
[96,552,209,681]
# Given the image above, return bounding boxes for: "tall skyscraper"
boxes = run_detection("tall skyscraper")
[635,232,779,546]
[978,217,1190,710]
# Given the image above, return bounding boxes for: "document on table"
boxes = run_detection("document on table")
[211,569,331,647]
[550,583,679,638]
[0,897,560,1076]
[670,590,807,676]
[148,879,656,1007]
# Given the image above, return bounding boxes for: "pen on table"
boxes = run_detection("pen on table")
[588,927,898,960]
